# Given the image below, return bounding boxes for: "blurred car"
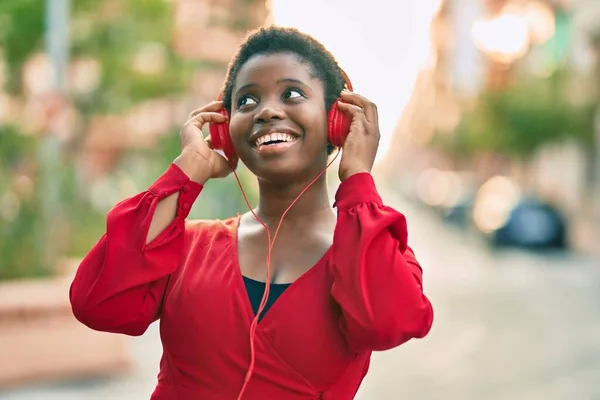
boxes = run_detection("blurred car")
[490,198,568,250]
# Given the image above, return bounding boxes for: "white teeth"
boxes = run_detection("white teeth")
[255,133,296,146]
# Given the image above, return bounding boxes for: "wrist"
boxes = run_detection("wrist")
[174,151,211,185]
[339,167,371,181]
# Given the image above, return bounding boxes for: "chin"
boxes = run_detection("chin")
[252,162,307,185]
[244,153,328,186]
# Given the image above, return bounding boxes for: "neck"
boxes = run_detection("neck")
[255,174,334,223]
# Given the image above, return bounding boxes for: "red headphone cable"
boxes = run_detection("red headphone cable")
[227,149,341,400]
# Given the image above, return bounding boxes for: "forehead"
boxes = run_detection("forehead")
[234,53,319,89]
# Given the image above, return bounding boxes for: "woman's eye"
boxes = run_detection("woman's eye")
[284,89,304,99]
[239,96,257,107]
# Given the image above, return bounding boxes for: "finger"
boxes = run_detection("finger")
[186,111,228,128]
[188,101,225,119]
[204,135,214,149]
[339,91,378,125]
[336,101,368,123]
[205,134,235,165]
[214,151,236,178]
[202,134,235,177]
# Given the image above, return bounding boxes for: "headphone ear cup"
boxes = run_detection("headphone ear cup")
[327,98,352,148]
[209,108,238,163]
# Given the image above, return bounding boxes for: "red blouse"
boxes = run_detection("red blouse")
[69,164,434,400]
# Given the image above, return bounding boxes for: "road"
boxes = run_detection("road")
[2,187,599,400]
[355,188,600,400]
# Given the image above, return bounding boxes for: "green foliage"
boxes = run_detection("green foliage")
[0,0,45,95]
[0,191,48,280]
[70,0,198,113]
[0,0,199,108]
[0,0,260,280]
[434,69,596,159]
[0,124,37,167]
[0,125,46,280]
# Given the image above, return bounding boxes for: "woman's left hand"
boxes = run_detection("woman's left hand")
[336,90,381,181]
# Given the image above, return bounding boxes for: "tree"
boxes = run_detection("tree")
[434,69,595,161]
[0,0,262,279]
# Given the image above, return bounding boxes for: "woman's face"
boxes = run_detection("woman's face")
[228,52,329,183]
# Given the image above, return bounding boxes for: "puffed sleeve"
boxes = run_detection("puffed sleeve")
[331,172,434,352]
[69,163,202,336]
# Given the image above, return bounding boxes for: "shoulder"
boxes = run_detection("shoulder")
[184,215,239,242]
[185,216,238,231]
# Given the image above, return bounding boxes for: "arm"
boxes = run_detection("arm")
[331,172,434,352]
[69,161,203,336]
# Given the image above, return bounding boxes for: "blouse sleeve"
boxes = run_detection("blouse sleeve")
[331,172,434,352]
[69,163,202,336]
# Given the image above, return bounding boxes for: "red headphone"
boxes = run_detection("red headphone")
[208,69,354,161]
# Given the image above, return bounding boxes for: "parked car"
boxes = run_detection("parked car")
[491,198,568,250]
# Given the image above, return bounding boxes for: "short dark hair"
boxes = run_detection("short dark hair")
[222,26,346,114]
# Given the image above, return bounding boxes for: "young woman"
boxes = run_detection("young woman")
[70,26,434,400]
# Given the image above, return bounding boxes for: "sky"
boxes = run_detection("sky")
[271,0,442,160]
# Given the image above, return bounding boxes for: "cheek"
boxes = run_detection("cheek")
[227,114,251,147]
[293,104,328,138]
[308,111,330,145]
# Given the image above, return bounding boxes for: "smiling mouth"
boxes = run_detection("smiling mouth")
[252,132,299,148]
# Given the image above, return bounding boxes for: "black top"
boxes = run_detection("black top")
[242,276,290,321]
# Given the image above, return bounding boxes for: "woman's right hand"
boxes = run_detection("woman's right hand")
[174,101,235,184]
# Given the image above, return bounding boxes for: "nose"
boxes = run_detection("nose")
[253,98,285,123]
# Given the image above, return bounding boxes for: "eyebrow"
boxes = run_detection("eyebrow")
[234,78,309,97]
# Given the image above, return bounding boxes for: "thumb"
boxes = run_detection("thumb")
[205,134,235,177]
[213,151,235,178]
[205,135,214,149]
[205,135,228,160]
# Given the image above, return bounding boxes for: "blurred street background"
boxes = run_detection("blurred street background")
[1,0,599,399]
